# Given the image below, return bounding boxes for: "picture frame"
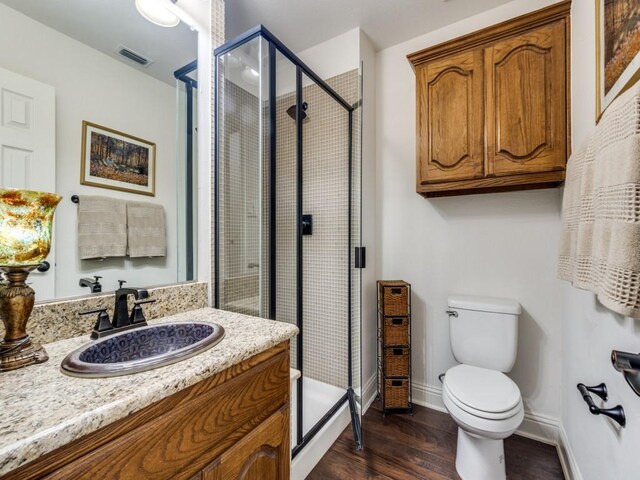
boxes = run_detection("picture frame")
[596,0,640,120]
[81,121,156,196]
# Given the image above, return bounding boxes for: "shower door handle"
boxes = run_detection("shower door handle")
[302,214,313,235]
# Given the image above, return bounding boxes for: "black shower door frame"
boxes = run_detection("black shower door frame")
[213,25,360,456]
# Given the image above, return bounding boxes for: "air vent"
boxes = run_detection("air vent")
[116,46,153,67]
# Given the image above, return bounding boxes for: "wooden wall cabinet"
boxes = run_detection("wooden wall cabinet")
[409,1,570,197]
[1,343,291,480]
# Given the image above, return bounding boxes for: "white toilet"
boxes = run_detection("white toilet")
[442,295,524,480]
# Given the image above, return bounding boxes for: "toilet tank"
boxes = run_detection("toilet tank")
[448,295,521,372]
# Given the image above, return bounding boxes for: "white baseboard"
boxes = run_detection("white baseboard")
[557,423,582,480]
[412,381,447,412]
[411,381,559,445]
[362,374,378,414]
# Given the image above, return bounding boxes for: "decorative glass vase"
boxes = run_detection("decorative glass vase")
[0,188,62,371]
[0,189,62,266]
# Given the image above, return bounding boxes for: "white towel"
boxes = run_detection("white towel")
[126,201,166,258]
[558,81,640,318]
[77,195,127,259]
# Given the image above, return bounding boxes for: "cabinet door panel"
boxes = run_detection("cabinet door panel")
[202,407,290,480]
[485,21,566,177]
[416,49,484,184]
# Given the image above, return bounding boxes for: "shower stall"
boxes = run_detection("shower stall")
[214,26,362,456]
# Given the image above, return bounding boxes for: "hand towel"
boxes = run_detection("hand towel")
[126,201,166,258]
[77,195,127,259]
[558,81,640,318]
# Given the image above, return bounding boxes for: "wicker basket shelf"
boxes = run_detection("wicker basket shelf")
[377,280,413,415]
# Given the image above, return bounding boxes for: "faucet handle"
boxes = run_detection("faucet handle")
[93,275,102,282]
[130,299,155,325]
[134,299,156,306]
[79,307,108,316]
[118,280,126,289]
[80,308,113,339]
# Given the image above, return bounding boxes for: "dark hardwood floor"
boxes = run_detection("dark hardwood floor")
[308,401,564,480]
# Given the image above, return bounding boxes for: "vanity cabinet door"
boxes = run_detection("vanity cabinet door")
[201,407,290,480]
[484,20,567,178]
[416,49,484,186]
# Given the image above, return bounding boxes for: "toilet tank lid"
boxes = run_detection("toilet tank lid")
[448,295,521,315]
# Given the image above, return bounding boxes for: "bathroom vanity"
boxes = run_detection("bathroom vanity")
[0,308,298,480]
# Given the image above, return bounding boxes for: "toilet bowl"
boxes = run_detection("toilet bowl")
[444,295,523,480]
[443,364,523,480]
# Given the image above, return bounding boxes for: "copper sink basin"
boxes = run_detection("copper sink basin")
[60,321,225,378]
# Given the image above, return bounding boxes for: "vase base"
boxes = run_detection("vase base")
[0,337,48,372]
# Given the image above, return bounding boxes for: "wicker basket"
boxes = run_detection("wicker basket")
[384,348,410,377]
[384,378,410,409]
[383,317,409,346]
[379,284,409,316]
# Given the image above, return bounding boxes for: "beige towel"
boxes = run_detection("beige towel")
[558,81,640,318]
[126,201,166,258]
[77,195,127,259]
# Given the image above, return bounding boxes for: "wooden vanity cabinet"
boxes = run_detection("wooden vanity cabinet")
[409,1,570,197]
[1,343,291,480]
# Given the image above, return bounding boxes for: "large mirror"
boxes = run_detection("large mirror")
[0,0,201,301]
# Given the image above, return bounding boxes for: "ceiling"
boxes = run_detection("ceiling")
[226,0,513,53]
[0,0,198,85]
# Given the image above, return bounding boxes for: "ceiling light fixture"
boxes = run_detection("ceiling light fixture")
[135,0,180,28]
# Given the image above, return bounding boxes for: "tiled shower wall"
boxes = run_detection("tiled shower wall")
[274,70,361,389]
[218,79,261,314]
[210,0,224,299]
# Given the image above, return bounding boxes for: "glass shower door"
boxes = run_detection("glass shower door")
[299,71,353,441]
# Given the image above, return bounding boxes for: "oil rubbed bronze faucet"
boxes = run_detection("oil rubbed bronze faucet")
[80,287,156,339]
[113,287,150,328]
[79,276,102,293]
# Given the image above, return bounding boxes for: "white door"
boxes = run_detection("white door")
[0,66,56,300]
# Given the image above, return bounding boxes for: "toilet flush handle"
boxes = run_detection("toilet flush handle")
[446,310,458,317]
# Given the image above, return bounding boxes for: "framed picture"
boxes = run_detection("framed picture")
[596,0,640,120]
[81,121,156,196]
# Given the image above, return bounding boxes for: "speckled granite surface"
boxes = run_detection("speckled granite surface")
[26,282,209,345]
[0,307,298,476]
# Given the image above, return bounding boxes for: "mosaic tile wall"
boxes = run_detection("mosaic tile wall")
[275,70,361,389]
[210,0,224,303]
[217,79,262,315]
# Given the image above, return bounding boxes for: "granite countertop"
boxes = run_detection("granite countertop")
[0,308,298,476]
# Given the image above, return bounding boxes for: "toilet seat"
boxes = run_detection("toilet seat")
[443,365,522,421]
[443,363,524,438]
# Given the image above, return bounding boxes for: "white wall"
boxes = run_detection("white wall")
[359,30,379,405]
[298,29,361,83]
[560,1,640,479]
[375,0,564,435]
[0,4,180,299]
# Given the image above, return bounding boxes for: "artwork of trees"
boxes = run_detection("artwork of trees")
[604,0,640,93]
[89,132,150,186]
